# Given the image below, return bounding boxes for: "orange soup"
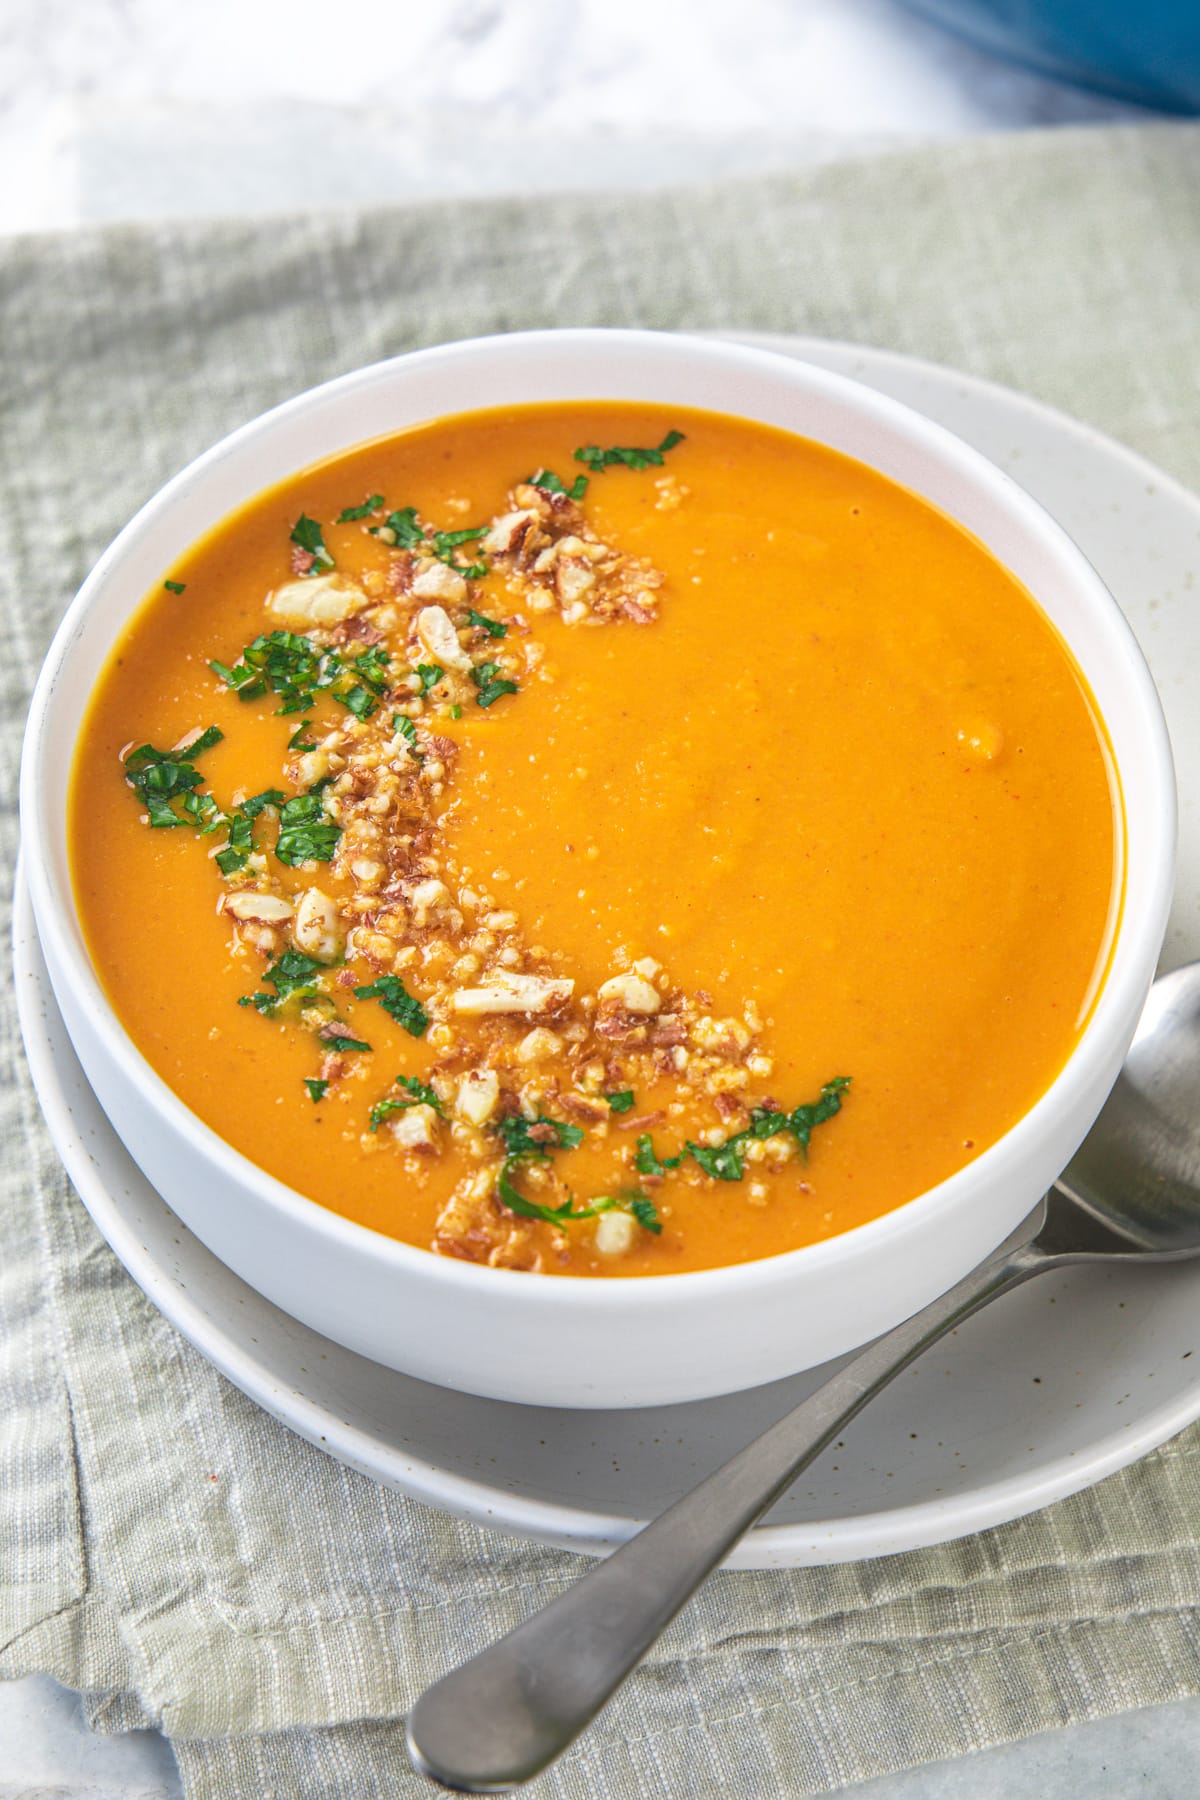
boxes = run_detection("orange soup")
[69,403,1119,1276]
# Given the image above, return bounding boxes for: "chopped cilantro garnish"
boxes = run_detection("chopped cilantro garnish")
[274,790,340,866]
[415,663,444,693]
[634,1134,683,1178]
[392,714,421,758]
[496,1166,660,1234]
[369,1097,410,1131]
[449,703,462,720]
[215,786,285,874]
[211,629,387,720]
[685,1139,746,1182]
[629,1195,663,1235]
[639,1079,852,1185]
[240,949,325,1015]
[529,467,588,502]
[434,526,486,552]
[353,646,392,692]
[124,728,223,829]
[321,1033,371,1054]
[471,662,518,708]
[337,494,384,522]
[287,723,317,751]
[368,1074,444,1131]
[432,526,489,580]
[373,506,423,548]
[466,608,507,638]
[290,513,334,573]
[396,1074,442,1110]
[749,1078,852,1156]
[491,1104,658,1236]
[163,579,186,594]
[353,975,429,1038]
[573,430,684,473]
[495,1114,585,1159]
[606,1090,635,1114]
[304,1078,329,1103]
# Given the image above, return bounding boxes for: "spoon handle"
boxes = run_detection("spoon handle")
[407,1216,1049,1793]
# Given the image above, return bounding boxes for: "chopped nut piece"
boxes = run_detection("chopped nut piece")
[415,603,473,673]
[266,574,367,629]
[556,557,596,605]
[452,974,575,1016]
[597,973,661,1015]
[594,1211,636,1256]
[456,1068,500,1126]
[220,891,295,924]
[482,509,538,555]
[407,878,449,928]
[293,888,344,962]
[517,1026,562,1064]
[389,1104,441,1151]
[412,560,468,605]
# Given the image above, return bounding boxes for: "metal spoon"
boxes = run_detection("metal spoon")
[407,962,1200,1794]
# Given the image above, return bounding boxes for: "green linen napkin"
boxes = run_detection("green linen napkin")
[6,122,1200,1798]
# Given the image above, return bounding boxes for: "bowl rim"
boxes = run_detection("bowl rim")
[19,325,1178,1316]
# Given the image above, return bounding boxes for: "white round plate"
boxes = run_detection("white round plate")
[16,335,1200,1568]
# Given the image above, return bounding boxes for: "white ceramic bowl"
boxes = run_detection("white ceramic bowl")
[20,329,1176,1409]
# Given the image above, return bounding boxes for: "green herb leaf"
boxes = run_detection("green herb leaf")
[214,787,285,873]
[321,1033,372,1054]
[495,1164,576,1225]
[496,1165,658,1233]
[123,728,224,829]
[368,1074,443,1131]
[529,468,589,502]
[573,430,684,473]
[495,1114,585,1160]
[274,790,340,867]
[304,1078,329,1103]
[373,506,424,548]
[337,494,384,522]
[392,714,421,758]
[466,609,507,638]
[163,579,186,594]
[684,1138,746,1182]
[241,949,325,1015]
[353,646,392,692]
[471,661,518,708]
[211,628,382,719]
[449,703,462,720]
[415,663,444,693]
[353,975,429,1038]
[683,1078,852,1183]
[368,1097,409,1131]
[396,1074,442,1110]
[287,724,317,750]
[431,526,489,580]
[629,1195,663,1235]
[606,1090,635,1114]
[634,1134,683,1178]
[290,513,335,573]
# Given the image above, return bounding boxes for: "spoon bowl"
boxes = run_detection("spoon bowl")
[1055,962,1200,1256]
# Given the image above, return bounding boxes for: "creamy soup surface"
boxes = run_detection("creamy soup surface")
[70,403,1120,1276]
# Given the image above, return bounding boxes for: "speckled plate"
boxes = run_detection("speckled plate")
[16,335,1200,1567]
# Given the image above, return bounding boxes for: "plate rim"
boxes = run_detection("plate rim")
[16,333,1200,1566]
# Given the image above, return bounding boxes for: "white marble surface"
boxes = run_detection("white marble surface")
[2,0,1147,235]
[1,0,1188,1793]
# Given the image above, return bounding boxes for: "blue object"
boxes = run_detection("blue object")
[903,0,1200,113]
